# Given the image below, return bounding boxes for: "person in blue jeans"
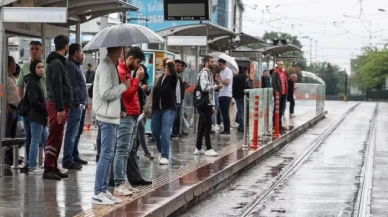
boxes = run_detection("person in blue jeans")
[92,47,130,205]
[233,66,249,133]
[24,60,48,174]
[113,47,145,196]
[218,59,234,135]
[62,43,88,169]
[151,59,177,165]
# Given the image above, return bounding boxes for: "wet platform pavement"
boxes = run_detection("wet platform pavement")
[0,100,324,217]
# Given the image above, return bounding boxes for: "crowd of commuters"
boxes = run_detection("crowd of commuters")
[3,33,298,205]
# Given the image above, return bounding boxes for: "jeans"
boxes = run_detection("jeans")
[196,106,213,150]
[63,106,82,166]
[28,121,48,168]
[289,98,295,114]
[212,91,220,126]
[151,109,175,159]
[94,121,117,195]
[114,116,137,186]
[235,98,244,131]
[219,96,232,133]
[73,107,87,160]
[137,118,151,155]
[44,101,70,173]
[23,118,32,162]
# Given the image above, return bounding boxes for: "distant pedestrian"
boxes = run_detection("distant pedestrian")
[288,74,298,118]
[92,46,130,205]
[261,70,271,88]
[43,35,72,181]
[218,58,233,135]
[85,63,95,84]
[233,65,248,133]
[271,61,288,128]
[194,56,219,156]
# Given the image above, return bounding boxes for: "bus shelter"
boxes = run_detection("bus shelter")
[0,0,138,169]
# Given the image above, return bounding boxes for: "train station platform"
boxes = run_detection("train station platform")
[0,100,332,217]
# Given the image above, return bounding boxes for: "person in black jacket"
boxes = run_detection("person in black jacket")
[44,35,73,180]
[151,59,177,165]
[25,60,49,174]
[261,70,271,88]
[288,74,298,118]
[233,65,248,133]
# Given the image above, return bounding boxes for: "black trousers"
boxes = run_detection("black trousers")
[196,106,213,150]
[273,95,287,127]
[289,98,295,114]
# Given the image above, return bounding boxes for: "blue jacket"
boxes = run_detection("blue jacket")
[66,57,87,107]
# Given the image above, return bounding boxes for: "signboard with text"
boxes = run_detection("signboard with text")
[164,0,210,21]
[3,7,67,23]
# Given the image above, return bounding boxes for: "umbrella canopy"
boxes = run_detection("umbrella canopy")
[83,23,165,50]
[208,52,239,73]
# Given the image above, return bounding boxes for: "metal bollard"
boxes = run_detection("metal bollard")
[85,107,92,131]
[274,92,280,139]
[243,92,249,148]
[11,144,20,169]
[38,146,44,167]
[252,95,260,148]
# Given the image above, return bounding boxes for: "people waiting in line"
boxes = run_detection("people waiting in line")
[151,58,177,165]
[44,35,73,181]
[23,60,49,174]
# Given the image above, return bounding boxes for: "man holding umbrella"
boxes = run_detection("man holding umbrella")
[92,46,130,205]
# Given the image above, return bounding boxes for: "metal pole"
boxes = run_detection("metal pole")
[0,7,6,167]
[179,46,184,135]
[41,24,46,59]
[315,40,318,63]
[309,38,312,65]
[99,15,108,63]
[193,46,199,133]
[243,90,249,148]
[76,23,81,44]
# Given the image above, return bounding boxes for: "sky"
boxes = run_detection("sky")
[241,0,388,73]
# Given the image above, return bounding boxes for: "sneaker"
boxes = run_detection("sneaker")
[125,181,139,193]
[218,124,224,131]
[114,183,133,196]
[159,158,169,165]
[194,149,206,155]
[205,149,219,156]
[29,168,44,175]
[220,131,231,135]
[74,157,88,165]
[213,125,220,131]
[43,172,61,180]
[63,162,83,170]
[92,192,114,205]
[105,191,122,204]
[144,153,154,160]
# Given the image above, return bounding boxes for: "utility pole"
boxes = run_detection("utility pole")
[344,69,348,102]
[309,38,313,65]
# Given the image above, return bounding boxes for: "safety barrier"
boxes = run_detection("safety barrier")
[243,88,273,147]
[294,83,326,115]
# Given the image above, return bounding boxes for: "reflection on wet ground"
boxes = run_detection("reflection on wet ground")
[180,101,357,217]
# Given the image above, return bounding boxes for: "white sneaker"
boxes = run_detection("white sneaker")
[92,192,114,205]
[219,124,224,131]
[213,125,220,131]
[125,181,139,193]
[205,149,219,156]
[29,168,44,175]
[194,149,206,155]
[105,191,123,204]
[159,158,169,165]
[114,183,133,196]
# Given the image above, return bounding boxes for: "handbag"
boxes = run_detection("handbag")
[144,75,162,119]
[194,70,210,111]
[18,83,30,117]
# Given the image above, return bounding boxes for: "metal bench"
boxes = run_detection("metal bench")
[1,138,26,169]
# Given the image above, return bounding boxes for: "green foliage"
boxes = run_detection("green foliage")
[351,49,388,91]
[308,62,346,96]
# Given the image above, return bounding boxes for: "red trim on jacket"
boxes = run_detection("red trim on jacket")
[117,61,140,116]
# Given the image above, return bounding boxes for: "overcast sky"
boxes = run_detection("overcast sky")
[242,0,388,73]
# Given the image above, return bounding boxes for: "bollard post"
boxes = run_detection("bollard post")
[252,95,259,148]
[38,146,44,167]
[11,145,20,169]
[274,92,280,139]
[85,107,91,131]
[243,91,249,148]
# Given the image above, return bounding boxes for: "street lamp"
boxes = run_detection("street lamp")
[378,8,386,12]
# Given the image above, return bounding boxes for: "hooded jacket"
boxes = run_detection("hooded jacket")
[26,60,48,125]
[46,51,73,111]
[117,61,140,116]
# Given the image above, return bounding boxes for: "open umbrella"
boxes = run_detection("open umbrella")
[208,52,239,73]
[83,23,165,51]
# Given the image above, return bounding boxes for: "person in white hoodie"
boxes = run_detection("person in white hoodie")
[92,46,130,205]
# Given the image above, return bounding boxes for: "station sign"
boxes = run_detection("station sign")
[164,0,210,21]
[3,7,67,23]
[167,36,207,46]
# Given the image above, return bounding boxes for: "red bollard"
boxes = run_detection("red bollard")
[274,92,280,139]
[85,107,92,131]
[252,95,260,148]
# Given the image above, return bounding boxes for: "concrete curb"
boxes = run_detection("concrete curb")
[141,111,328,217]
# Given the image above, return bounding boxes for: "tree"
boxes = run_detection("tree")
[308,62,346,96]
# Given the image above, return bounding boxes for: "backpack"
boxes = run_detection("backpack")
[245,77,254,89]
[194,70,210,111]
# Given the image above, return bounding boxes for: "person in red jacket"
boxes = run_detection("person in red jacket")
[113,47,145,196]
[272,61,288,128]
